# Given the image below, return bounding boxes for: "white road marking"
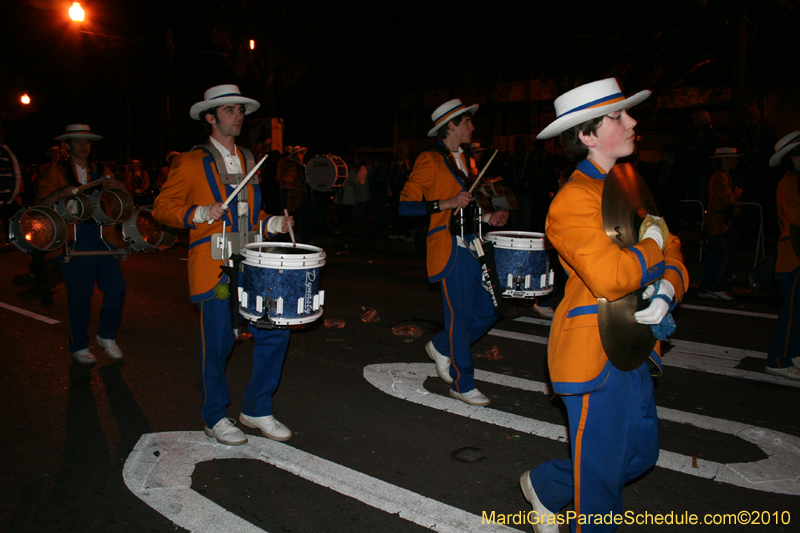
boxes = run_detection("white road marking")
[364,363,800,496]
[502,318,798,388]
[679,304,777,320]
[0,301,60,324]
[124,431,517,533]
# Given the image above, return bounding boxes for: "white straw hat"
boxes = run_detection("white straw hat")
[536,78,651,139]
[190,84,260,120]
[427,98,479,137]
[769,131,800,167]
[54,124,103,142]
[709,147,744,159]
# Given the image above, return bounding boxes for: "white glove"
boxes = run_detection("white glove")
[634,280,674,325]
[193,205,211,224]
[641,215,667,251]
[267,215,286,234]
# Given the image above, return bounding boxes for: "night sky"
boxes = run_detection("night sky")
[2,0,798,164]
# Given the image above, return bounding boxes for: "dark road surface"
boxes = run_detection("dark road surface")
[1,233,798,532]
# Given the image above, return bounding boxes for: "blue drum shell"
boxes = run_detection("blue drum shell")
[242,263,321,320]
[493,248,549,290]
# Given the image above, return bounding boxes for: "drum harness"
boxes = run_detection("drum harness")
[194,143,286,335]
[428,145,505,316]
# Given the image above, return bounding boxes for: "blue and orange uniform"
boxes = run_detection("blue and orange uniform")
[528,159,688,531]
[767,167,800,370]
[399,144,495,394]
[36,161,126,354]
[153,145,289,428]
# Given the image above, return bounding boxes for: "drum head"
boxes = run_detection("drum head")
[10,206,67,253]
[306,155,336,191]
[599,163,659,371]
[122,206,177,251]
[92,188,135,225]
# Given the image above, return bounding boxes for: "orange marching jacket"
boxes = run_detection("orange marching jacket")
[153,147,276,302]
[545,160,689,394]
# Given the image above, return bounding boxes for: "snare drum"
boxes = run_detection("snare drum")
[485,231,554,298]
[239,243,326,326]
[305,155,348,192]
[91,187,134,225]
[53,193,94,223]
[8,206,68,253]
[122,206,177,251]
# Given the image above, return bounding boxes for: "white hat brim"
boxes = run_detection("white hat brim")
[55,132,103,141]
[770,140,800,167]
[710,153,744,159]
[536,90,651,140]
[427,104,479,138]
[190,96,260,120]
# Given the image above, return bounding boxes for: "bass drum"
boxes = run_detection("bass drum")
[122,206,177,251]
[0,144,22,207]
[305,155,348,192]
[8,206,67,253]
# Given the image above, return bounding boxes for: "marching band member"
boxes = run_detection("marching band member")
[765,131,800,381]
[519,79,688,532]
[400,98,509,407]
[153,84,295,446]
[36,124,128,364]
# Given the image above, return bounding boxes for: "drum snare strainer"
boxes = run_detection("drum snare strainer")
[239,243,326,326]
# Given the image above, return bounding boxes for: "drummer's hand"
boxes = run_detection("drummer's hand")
[634,280,674,325]
[103,177,127,190]
[441,191,472,210]
[208,202,227,221]
[59,186,79,199]
[488,210,509,226]
[281,215,294,233]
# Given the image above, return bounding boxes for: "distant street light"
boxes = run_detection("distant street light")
[69,2,85,22]
[20,94,31,105]
[250,40,255,50]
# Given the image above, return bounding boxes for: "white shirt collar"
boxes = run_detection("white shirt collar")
[209,136,242,174]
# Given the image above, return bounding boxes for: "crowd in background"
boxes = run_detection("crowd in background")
[2,104,785,302]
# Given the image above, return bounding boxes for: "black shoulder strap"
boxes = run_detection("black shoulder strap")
[58,160,79,187]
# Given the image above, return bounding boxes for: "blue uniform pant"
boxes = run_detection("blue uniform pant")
[767,272,800,369]
[699,230,738,293]
[198,297,290,428]
[60,255,126,353]
[530,363,659,533]
[432,245,497,393]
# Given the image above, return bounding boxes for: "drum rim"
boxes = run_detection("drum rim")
[242,242,326,269]
[11,205,68,253]
[485,230,547,250]
[122,205,175,251]
[55,192,94,222]
[240,307,324,325]
[91,187,135,224]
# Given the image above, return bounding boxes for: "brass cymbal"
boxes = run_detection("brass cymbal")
[598,162,659,371]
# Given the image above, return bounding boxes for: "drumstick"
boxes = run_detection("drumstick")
[76,176,110,192]
[467,149,498,194]
[284,209,296,247]
[458,149,499,215]
[208,154,269,225]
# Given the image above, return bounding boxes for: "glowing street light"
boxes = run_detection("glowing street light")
[249,39,255,50]
[20,94,31,105]
[69,2,85,22]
